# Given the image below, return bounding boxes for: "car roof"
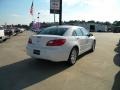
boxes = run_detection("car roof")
[49,25,85,36]
[49,25,83,29]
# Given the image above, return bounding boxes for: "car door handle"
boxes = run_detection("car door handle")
[76,38,79,40]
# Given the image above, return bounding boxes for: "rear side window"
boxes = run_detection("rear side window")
[39,27,68,36]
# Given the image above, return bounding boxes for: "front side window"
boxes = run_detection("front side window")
[81,28,89,36]
[72,31,77,36]
[72,28,83,36]
[75,28,83,36]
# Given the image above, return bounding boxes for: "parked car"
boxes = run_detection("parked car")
[0,29,8,42]
[26,25,96,65]
[4,29,13,37]
[14,28,20,35]
[19,28,25,33]
[11,28,17,36]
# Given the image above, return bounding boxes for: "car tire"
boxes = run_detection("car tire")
[90,41,96,52]
[68,48,78,65]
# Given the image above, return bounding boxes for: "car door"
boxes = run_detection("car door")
[81,28,92,51]
[72,28,86,53]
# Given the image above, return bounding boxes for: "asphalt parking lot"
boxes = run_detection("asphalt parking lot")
[0,31,120,90]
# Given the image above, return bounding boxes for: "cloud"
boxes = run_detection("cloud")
[30,0,120,23]
[31,10,59,22]
[62,0,120,22]
[8,0,120,24]
[84,0,120,22]
[63,0,81,6]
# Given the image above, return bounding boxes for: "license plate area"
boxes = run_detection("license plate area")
[33,49,40,55]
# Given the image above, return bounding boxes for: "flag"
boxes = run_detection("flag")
[30,1,33,15]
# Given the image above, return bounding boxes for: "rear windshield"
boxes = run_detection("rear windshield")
[38,27,68,36]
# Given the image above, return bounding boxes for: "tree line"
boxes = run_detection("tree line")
[4,20,120,30]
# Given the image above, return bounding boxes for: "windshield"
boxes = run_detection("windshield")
[39,27,68,36]
[0,27,3,30]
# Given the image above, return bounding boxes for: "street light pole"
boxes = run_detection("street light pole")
[53,3,56,24]
[37,12,40,29]
[59,0,62,25]
[37,12,40,22]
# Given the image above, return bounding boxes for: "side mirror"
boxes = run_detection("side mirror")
[87,33,93,37]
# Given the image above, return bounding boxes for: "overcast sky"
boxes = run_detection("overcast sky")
[0,0,120,25]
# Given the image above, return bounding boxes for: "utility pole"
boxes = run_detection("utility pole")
[59,0,62,25]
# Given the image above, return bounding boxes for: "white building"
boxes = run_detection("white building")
[74,22,108,32]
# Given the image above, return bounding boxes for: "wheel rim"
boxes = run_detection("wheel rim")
[70,49,77,64]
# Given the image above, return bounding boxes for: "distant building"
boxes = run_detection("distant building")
[74,22,108,32]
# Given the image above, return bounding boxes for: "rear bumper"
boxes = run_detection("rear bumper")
[26,45,70,62]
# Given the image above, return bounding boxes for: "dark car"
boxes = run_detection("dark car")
[14,28,20,34]
[4,29,12,37]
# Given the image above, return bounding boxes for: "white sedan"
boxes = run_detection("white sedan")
[26,25,96,65]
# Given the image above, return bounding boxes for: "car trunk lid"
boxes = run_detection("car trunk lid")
[30,35,66,47]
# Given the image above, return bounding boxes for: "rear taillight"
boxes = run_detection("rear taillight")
[46,39,66,46]
[28,38,32,44]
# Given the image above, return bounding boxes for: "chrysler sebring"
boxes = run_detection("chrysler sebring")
[26,25,96,65]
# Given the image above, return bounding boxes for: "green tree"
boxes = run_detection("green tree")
[113,21,120,26]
